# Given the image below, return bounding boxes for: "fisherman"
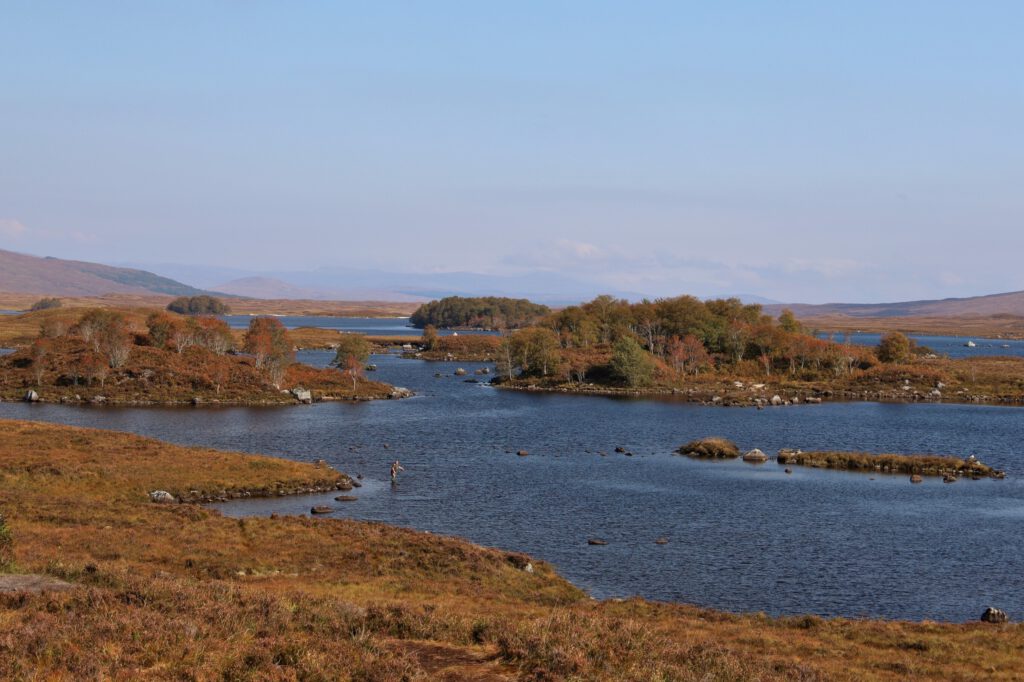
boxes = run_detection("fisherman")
[390,460,405,483]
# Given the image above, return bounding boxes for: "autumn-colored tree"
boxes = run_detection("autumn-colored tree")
[778,309,802,333]
[667,334,712,375]
[510,327,561,377]
[243,317,292,369]
[75,310,132,368]
[82,351,109,387]
[29,338,50,385]
[878,332,913,364]
[192,317,234,354]
[422,324,438,350]
[146,312,181,350]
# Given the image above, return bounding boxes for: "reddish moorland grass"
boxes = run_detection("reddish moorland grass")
[0,419,1021,680]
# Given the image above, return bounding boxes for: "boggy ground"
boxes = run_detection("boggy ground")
[0,419,1021,680]
[0,337,402,405]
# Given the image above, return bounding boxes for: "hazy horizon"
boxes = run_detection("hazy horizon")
[2,3,1022,304]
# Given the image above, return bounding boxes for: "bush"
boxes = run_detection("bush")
[677,437,740,458]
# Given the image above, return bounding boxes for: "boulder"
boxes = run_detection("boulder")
[310,505,333,514]
[291,388,313,404]
[148,490,176,504]
[614,446,626,453]
[676,437,740,459]
[742,448,769,463]
[517,450,529,457]
[981,607,1009,623]
[770,395,784,406]
[454,368,467,376]
[23,390,39,403]
[389,387,414,399]
[587,538,608,546]
[910,474,923,484]
[654,537,669,545]
[334,495,358,502]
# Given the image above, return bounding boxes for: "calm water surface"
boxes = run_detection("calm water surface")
[819,331,1024,358]
[2,349,1022,622]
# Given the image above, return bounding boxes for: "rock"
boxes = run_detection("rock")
[654,537,669,545]
[677,437,740,459]
[90,395,107,404]
[742,448,769,463]
[389,387,414,399]
[784,468,793,474]
[981,607,1009,623]
[454,368,467,376]
[334,495,358,502]
[517,450,529,457]
[313,458,326,467]
[310,505,333,514]
[23,390,39,403]
[770,395,783,406]
[614,446,626,453]
[523,562,533,573]
[149,490,176,504]
[943,474,957,483]
[365,364,377,371]
[805,397,822,404]
[910,474,923,484]
[190,396,201,406]
[350,478,362,488]
[291,388,312,404]
[587,538,608,546]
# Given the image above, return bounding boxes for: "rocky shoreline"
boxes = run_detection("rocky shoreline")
[3,386,414,407]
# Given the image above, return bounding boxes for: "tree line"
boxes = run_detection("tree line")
[410,296,550,330]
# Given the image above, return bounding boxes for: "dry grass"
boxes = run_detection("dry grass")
[0,420,1021,679]
[803,313,1024,340]
[676,437,741,459]
[776,450,1004,478]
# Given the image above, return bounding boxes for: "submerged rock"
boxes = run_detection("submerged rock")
[910,474,923,484]
[517,450,529,457]
[654,537,669,545]
[310,505,333,514]
[587,538,608,546]
[334,495,358,502]
[742,448,769,463]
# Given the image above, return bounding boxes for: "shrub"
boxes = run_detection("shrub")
[677,437,740,458]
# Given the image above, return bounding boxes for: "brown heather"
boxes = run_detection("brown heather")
[0,419,1021,679]
[776,450,1003,478]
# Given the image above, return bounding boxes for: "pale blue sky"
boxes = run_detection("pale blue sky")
[1,2,1021,302]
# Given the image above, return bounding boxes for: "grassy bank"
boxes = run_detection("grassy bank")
[0,419,1021,679]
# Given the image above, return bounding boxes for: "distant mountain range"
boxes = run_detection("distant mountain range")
[764,291,1024,319]
[0,248,208,297]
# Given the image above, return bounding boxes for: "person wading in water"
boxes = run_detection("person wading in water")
[390,460,404,483]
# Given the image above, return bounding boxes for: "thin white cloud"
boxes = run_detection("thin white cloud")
[0,219,27,238]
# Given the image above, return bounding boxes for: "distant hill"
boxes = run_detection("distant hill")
[0,249,210,297]
[212,276,429,303]
[765,290,1024,319]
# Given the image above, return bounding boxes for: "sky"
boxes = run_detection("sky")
[1,2,1022,303]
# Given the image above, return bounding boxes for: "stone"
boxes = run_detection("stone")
[770,395,784,406]
[742,448,769,463]
[291,388,313,404]
[389,387,414,399]
[654,537,669,545]
[310,505,333,514]
[587,538,608,546]
[334,495,358,502]
[517,450,529,457]
[910,474,923,484]
[614,446,626,453]
[23,390,39,403]
[981,607,1009,623]
[784,468,793,474]
[454,368,467,376]
[149,490,176,504]
[943,474,957,483]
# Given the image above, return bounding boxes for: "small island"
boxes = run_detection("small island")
[0,306,407,405]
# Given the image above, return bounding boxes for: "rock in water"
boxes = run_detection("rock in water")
[454,368,467,376]
[291,388,312,404]
[910,474,923,484]
[23,390,39,403]
[148,490,176,504]
[334,495,358,502]
[310,505,333,514]
[587,538,608,546]
[770,395,784,406]
[981,607,1009,623]
[517,450,529,457]
[654,537,669,545]
[742,448,768,463]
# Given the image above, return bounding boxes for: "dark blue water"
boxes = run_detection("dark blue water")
[819,331,1024,358]
[219,315,496,336]
[2,349,1021,622]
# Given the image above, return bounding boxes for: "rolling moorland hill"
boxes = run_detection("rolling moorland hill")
[765,290,1024,319]
[0,248,210,298]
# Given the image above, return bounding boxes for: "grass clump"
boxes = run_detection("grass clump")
[776,450,1005,478]
[677,437,740,459]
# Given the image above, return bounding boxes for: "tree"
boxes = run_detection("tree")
[667,334,712,375]
[243,318,293,382]
[778,309,802,333]
[610,336,654,387]
[29,297,62,311]
[422,324,438,350]
[878,332,913,364]
[146,312,181,350]
[75,310,132,368]
[30,338,50,385]
[510,327,560,377]
[332,334,371,368]
[167,296,230,316]
[192,317,233,354]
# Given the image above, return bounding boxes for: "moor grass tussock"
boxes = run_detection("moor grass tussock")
[676,437,741,459]
[775,450,1004,478]
[0,419,1022,680]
